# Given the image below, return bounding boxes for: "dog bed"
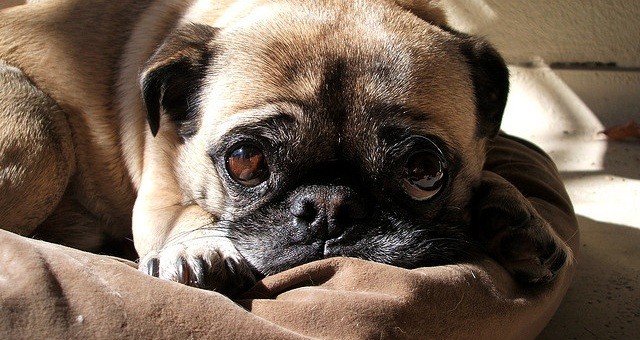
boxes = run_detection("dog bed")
[0,134,578,339]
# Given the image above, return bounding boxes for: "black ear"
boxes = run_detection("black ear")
[457,35,510,138]
[393,0,448,27]
[140,23,218,137]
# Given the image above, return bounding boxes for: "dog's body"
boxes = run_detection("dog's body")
[0,0,568,294]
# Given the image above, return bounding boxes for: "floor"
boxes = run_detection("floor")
[500,65,640,339]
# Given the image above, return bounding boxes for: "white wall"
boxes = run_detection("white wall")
[443,0,640,68]
[438,0,640,127]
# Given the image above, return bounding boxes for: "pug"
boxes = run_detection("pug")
[0,0,568,295]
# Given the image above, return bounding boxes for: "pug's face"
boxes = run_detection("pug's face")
[142,1,508,277]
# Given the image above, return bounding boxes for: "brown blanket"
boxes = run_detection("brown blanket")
[0,135,579,339]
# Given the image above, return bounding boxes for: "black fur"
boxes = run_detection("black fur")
[140,24,218,138]
[209,112,475,278]
[451,30,510,138]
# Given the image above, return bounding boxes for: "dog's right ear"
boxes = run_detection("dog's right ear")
[140,23,218,138]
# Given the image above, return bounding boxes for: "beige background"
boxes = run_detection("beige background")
[444,0,640,67]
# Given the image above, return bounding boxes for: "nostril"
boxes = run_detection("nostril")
[290,197,319,222]
[290,186,369,241]
[332,198,368,223]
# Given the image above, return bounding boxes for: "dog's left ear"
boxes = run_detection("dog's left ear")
[394,1,509,138]
[140,23,218,138]
[457,36,509,138]
[393,0,448,27]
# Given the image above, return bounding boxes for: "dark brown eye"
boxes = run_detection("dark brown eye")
[226,145,269,187]
[402,151,446,201]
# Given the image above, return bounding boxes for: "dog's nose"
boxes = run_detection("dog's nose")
[290,186,367,239]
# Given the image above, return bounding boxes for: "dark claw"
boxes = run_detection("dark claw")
[548,246,567,275]
[189,257,207,288]
[222,257,256,297]
[176,256,190,284]
[146,257,160,277]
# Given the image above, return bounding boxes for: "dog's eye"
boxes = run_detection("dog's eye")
[402,151,446,201]
[226,145,269,186]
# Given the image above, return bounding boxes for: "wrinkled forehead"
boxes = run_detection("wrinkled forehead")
[198,0,477,148]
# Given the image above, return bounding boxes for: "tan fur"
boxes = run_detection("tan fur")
[0,0,486,277]
[0,60,73,234]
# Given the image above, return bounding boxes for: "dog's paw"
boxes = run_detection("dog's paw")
[473,173,569,285]
[138,236,255,296]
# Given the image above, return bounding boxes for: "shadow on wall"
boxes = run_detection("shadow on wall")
[539,215,640,339]
[443,0,640,67]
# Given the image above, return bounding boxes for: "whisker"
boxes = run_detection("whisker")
[161,217,248,246]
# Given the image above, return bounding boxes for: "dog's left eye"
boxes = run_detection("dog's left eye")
[401,151,446,201]
[226,145,269,187]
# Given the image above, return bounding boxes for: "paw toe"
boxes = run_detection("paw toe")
[499,230,568,285]
[141,255,160,277]
[138,240,255,295]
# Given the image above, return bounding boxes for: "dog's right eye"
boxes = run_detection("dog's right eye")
[401,150,447,201]
[226,145,269,187]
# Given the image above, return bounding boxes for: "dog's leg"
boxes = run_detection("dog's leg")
[472,171,571,285]
[0,60,74,235]
[133,170,255,295]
